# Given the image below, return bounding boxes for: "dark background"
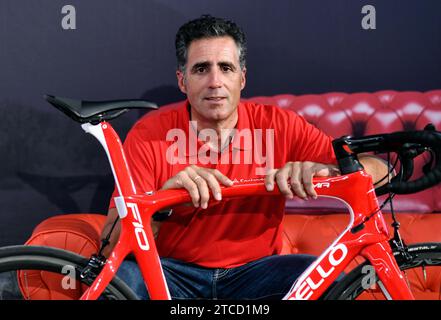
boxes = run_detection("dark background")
[0,0,440,246]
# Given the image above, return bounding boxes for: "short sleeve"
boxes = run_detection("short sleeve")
[286,110,337,164]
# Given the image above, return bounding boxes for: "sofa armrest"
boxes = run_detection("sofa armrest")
[25,213,106,257]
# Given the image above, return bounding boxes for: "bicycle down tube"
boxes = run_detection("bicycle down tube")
[79,121,415,300]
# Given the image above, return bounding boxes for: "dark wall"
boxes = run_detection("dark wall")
[0,0,440,245]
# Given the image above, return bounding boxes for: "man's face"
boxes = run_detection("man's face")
[176,36,246,124]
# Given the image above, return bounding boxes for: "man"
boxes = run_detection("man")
[102,15,389,299]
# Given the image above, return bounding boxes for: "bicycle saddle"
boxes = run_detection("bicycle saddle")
[45,94,158,123]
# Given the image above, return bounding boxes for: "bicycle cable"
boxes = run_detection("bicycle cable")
[351,151,398,233]
[79,216,120,280]
[373,153,400,187]
[386,151,412,259]
[98,216,119,258]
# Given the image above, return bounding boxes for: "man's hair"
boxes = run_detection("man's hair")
[175,15,247,72]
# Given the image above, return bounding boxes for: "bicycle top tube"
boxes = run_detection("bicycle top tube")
[134,173,375,217]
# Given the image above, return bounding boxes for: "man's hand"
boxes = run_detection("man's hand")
[161,165,234,209]
[265,161,340,200]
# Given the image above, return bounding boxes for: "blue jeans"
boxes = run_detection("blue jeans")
[116,254,317,300]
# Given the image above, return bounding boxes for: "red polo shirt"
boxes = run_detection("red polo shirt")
[109,101,336,268]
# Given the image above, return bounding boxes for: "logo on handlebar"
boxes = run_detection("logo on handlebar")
[313,182,330,189]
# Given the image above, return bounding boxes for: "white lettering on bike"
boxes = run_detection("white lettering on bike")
[127,203,150,251]
[329,243,347,265]
[291,243,348,300]
[313,182,330,188]
[232,177,265,184]
[229,179,331,188]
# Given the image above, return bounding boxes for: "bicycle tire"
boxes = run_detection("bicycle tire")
[0,245,138,300]
[323,242,441,300]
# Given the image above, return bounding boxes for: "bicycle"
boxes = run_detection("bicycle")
[0,94,440,300]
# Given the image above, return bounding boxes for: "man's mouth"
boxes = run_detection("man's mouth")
[205,97,226,101]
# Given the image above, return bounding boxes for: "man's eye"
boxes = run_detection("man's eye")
[196,67,206,73]
[221,65,232,72]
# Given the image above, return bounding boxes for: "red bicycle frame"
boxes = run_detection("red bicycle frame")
[79,121,415,300]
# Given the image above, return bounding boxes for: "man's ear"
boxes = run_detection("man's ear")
[240,67,247,90]
[176,70,187,94]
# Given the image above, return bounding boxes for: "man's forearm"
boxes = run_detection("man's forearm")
[358,154,392,187]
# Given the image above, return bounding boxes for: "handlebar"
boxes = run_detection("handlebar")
[332,125,441,196]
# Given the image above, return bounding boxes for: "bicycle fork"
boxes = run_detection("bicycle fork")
[361,241,415,300]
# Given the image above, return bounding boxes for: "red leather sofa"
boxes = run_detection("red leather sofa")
[25,90,441,299]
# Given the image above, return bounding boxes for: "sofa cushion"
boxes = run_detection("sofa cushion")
[25,214,105,255]
[20,214,106,300]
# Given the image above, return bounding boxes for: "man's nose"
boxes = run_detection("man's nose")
[208,69,223,88]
